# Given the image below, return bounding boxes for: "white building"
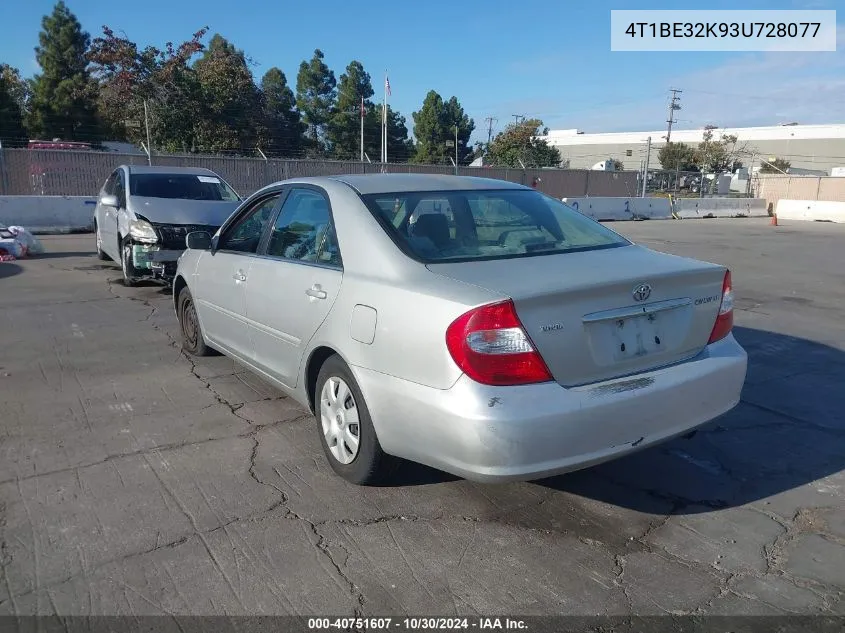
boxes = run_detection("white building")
[537,123,845,174]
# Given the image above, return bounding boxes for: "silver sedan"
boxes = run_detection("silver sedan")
[173,174,747,485]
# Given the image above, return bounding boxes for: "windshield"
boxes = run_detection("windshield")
[129,174,240,201]
[361,189,630,263]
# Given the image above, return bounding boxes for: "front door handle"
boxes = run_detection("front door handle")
[305,285,327,300]
[233,270,247,282]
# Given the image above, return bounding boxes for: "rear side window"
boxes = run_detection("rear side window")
[361,189,630,263]
[265,188,341,266]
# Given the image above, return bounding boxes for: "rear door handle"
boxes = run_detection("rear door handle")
[233,270,247,282]
[305,285,327,300]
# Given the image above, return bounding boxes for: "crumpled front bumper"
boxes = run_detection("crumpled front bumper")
[131,245,183,281]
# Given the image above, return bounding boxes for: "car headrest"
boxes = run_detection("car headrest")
[411,213,451,249]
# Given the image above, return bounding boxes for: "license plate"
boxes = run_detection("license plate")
[608,313,663,361]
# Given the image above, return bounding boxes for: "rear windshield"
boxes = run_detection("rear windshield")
[129,174,239,201]
[360,189,630,263]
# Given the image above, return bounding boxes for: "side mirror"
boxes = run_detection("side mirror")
[186,231,212,250]
[100,194,119,208]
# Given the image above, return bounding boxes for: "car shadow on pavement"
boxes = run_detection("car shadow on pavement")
[0,263,23,279]
[536,326,845,515]
[32,251,96,259]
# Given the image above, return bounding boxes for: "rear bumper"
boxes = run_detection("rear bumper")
[354,335,747,483]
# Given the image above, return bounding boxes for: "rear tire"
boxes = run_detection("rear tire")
[315,355,395,485]
[121,239,139,287]
[177,286,213,357]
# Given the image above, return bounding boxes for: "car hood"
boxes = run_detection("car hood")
[128,197,240,226]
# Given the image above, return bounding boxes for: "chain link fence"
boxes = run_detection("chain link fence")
[0,148,639,200]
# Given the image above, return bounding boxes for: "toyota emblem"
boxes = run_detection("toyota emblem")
[632,283,652,302]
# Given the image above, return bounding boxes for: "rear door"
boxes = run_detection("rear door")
[192,193,282,357]
[245,187,343,387]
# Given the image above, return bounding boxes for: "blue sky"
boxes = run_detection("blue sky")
[1,0,842,143]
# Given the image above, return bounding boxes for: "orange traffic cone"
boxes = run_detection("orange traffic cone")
[770,213,778,226]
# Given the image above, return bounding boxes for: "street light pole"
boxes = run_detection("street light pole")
[641,136,652,197]
[455,125,459,176]
[143,99,153,166]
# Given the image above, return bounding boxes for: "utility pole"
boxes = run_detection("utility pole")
[512,114,524,125]
[641,136,652,197]
[665,88,682,143]
[484,117,497,146]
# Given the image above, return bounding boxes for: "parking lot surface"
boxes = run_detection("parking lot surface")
[0,217,843,616]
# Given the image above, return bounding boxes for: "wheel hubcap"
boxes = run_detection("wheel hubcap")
[320,377,360,464]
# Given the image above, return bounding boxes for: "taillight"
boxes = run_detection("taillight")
[445,300,553,386]
[708,270,734,344]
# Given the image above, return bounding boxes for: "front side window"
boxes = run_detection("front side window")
[129,173,239,201]
[217,194,281,254]
[102,171,118,196]
[361,189,630,263]
[265,189,340,266]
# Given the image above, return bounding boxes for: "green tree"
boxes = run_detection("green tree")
[0,66,28,147]
[658,141,697,171]
[88,25,208,151]
[0,64,32,118]
[27,1,100,142]
[259,67,305,157]
[193,34,262,152]
[759,157,791,174]
[486,118,561,168]
[412,90,475,164]
[296,49,336,156]
[327,61,374,159]
[695,126,746,173]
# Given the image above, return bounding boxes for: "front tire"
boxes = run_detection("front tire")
[95,221,109,261]
[121,239,139,287]
[315,355,395,485]
[177,286,213,357]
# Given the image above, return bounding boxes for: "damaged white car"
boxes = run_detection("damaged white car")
[93,165,242,286]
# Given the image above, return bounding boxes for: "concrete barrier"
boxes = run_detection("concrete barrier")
[775,200,845,223]
[0,196,96,234]
[562,197,672,221]
[673,198,768,219]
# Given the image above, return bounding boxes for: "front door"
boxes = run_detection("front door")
[191,193,281,358]
[94,170,120,260]
[245,187,343,387]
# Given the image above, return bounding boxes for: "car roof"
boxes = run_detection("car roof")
[123,165,221,177]
[325,173,529,195]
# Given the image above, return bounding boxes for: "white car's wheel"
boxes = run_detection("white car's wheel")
[95,222,109,261]
[315,355,395,485]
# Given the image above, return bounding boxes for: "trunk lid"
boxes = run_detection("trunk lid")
[428,244,726,387]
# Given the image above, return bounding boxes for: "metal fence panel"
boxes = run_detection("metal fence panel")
[0,148,640,199]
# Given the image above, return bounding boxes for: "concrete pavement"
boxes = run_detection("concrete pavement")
[0,217,843,616]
